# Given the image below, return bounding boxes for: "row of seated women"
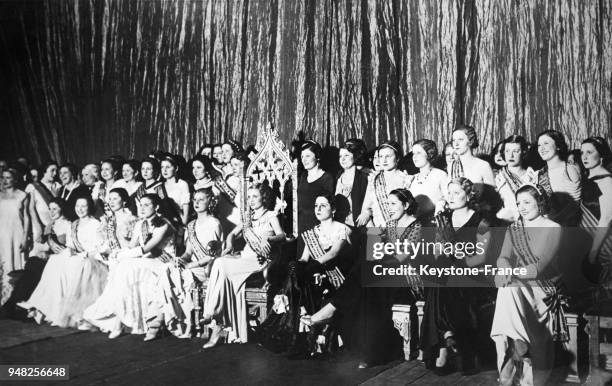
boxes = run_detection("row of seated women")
[2,126,611,386]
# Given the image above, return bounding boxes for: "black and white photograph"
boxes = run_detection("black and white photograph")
[1,1,611,385]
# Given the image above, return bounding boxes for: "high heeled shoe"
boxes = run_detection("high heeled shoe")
[202,325,225,349]
[144,313,164,342]
[108,328,122,339]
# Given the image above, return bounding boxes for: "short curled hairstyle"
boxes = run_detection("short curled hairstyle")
[301,140,322,160]
[141,157,161,179]
[109,187,130,205]
[389,188,418,216]
[193,187,218,214]
[413,139,438,161]
[249,183,273,210]
[515,184,550,216]
[582,136,612,167]
[537,130,569,161]
[314,191,336,211]
[101,158,120,179]
[140,193,161,209]
[48,197,65,215]
[223,139,244,155]
[190,154,221,179]
[501,135,529,163]
[340,138,368,167]
[59,163,79,181]
[122,159,141,177]
[378,141,403,160]
[38,160,58,179]
[74,194,95,216]
[453,124,479,149]
[448,177,479,210]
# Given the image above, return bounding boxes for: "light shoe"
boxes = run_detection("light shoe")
[108,329,122,339]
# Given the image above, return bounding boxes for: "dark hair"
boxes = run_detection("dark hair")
[448,177,478,210]
[161,154,179,168]
[501,135,529,164]
[141,157,161,179]
[378,141,403,160]
[389,188,418,216]
[413,139,438,161]
[191,154,221,179]
[314,191,336,211]
[212,143,223,152]
[198,144,212,156]
[301,140,322,160]
[231,151,251,166]
[38,160,58,179]
[515,184,550,216]
[140,193,161,208]
[453,124,479,148]
[109,187,130,205]
[74,194,95,216]
[223,140,244,155]
[537,130,569,161]
[101,158,120,180]
[582,136,612,168]
[249,183,273,210]
[48,197,65,214]
[59,163,79,181]
[340,139,368,167]
[193,187,217,213]
[122,159,141,177]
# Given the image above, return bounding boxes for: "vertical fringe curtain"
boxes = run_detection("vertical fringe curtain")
[1,0,610,164]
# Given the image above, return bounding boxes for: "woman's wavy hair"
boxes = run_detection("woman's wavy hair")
[389,188,418,216]
[515,184,550,216]
[448,177,479,211]
[193,187,218,214]
[537,130,569,161]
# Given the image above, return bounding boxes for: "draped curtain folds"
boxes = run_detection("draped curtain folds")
[0,0,610,164]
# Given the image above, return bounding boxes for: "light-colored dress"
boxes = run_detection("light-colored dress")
[495,167,538,222]
[0,189,28,304]
[203,210,277,343]
[155,217,223,337]
[83,217,175,334]
[25,182,60,242]
[362,170,412,227]
[409,168,448,219]
[490,220,567,386]
[19,217,106,328]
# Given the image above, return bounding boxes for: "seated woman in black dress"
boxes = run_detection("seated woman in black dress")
[300,188,423,368]
[258,192,353,356]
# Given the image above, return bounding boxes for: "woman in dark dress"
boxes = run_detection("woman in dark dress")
[301,188,423,368]
[334,139,369,228]
[420,177,492,375]
[297,141,335,233]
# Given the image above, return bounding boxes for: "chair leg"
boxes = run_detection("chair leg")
[564,313,580,383]
[585,314,599,383]
[416,301,425,361]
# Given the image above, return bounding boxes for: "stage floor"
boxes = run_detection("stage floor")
[0,319,606,385]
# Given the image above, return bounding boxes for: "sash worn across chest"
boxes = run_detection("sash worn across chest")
[374,173,392,223]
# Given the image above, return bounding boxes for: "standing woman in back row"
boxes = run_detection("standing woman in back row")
[334,139,369,227]
[161,155,191,227]
[448,125,495,186]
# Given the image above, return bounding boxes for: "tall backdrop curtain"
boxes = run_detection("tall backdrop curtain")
[1,0,610,164]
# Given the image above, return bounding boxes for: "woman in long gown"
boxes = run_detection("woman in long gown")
[491,184,567,386]
[258,192,353,355]
[357,142,412,227]
[579,137,612,296]
[4,198,70,318]
[495,135,538,223]
[151,188,224,338]
[19,195,106,328]
[202,183,285,347]
[26,161,60,247]
[83,193,176,340]
[420,177,492,374]
[303,188,423,368]
[535,130,581,226]
[447,125,495,186]
[0,169,30,305]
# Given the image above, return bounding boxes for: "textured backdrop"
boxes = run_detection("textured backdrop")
[1,0,610,164]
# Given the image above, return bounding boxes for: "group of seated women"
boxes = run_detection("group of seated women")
[1,127,611,386]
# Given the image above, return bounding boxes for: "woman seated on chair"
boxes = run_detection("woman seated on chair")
[258,192,353,356]
[19,195,106,328]
[149,188,224,338]
[302,188,423,368]
[82,193,176,340]
[201,183,285,347]
[491,184,567,386]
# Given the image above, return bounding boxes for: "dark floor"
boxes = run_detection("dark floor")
[1,319,610,385]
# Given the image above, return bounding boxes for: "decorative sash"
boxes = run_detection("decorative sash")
[32,181,55,205]
[374,173,392,223]
[47,226,66,252]
[70,220,85,253]
[450,154,464,179]
[136,180,166,201]
[244,227,270,265]
[385,220,423,290]
[187,221,221,260]
[104,213,121,252]
[537,167,553,196]
[302,227,327,261]
[499,167,525,194]
[509,220,569,342]
[141,217,174,263]
[214,175,237,202]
